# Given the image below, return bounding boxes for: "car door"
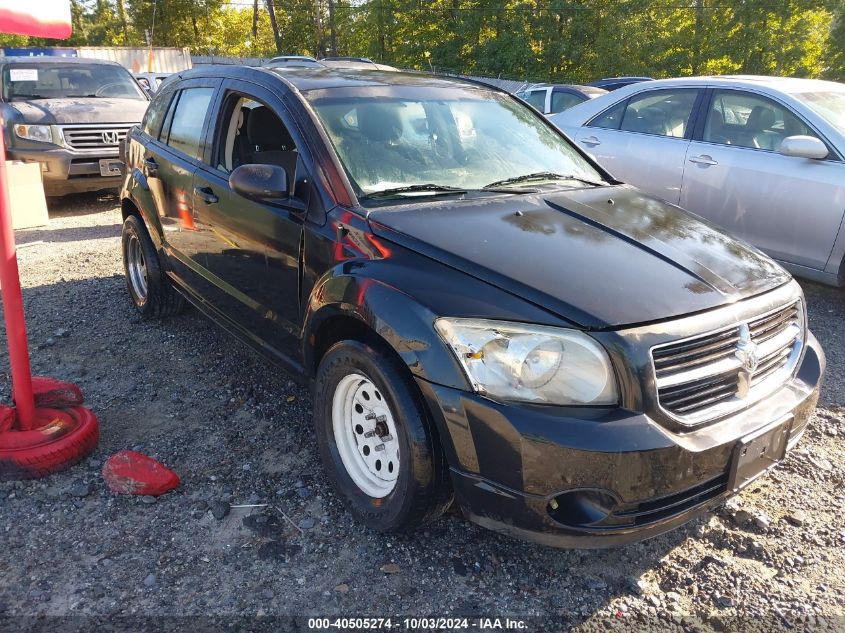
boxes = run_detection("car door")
[680,88,845,271]
[142,78,219,286]
[571,87,703,204]
[189,79,308,358]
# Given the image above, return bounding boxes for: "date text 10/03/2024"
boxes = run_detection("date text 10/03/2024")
[307,618,529,630]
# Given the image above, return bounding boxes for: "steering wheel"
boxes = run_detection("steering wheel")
[95,82,129,98]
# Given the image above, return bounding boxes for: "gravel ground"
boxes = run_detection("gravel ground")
[0,193,843,632]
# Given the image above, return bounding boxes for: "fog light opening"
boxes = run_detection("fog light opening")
[547,489,618,528]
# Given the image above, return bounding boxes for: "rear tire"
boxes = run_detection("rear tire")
[314,340,452,532]
[121,215,185,318]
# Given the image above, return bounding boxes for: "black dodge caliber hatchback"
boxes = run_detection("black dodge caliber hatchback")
[120,66,824,547]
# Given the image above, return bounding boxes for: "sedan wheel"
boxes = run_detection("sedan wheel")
[332,373,400,498]
[314,340,453,532]
[125,232,149,305]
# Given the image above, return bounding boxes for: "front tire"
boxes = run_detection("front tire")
[314,340,452,532]
[121,215,185,318]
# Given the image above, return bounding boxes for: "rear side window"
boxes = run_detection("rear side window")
[589,101,626,130]
[590,89,699,138]
[522,89,548,112]
[164,87,215,160]
[550,91,585,114]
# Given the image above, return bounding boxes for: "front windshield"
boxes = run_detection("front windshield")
[2,64,146,101]
[793,90,845,135]
[308,87,604,197]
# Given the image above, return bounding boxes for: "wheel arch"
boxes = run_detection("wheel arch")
[305,284,465,484]
[303,274,470,391]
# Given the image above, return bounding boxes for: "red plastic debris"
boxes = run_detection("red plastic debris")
[32,376,84,408]
[102,450,179,496]
[0,406,14,433]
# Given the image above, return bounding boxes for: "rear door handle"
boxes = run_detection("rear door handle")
[194,186,219,205]
[580,135,601,146]
[689,154,718,166]
[144,157,158,177]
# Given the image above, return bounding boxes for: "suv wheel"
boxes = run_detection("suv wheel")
[121,215,185,318]
[314,340,452,532]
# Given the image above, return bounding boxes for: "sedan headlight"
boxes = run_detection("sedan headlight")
[14,124,53,143]
[434,318,618,406]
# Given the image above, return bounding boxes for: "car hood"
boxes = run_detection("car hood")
[10,98,148,124]
[367,185,790,329]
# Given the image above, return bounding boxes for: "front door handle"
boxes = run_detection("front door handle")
[580,135,602,146]
[689,154,718,166]
[194,186,218,205]
[144,157,158,177]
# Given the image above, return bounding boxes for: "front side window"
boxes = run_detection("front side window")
[165,88,215,160]
[618,89,698,138]
[308,87,604,198]
[214,93,297,177]
[2,63,145,101]
[704,90,817,151]
[142,87,175,137]
[789,90,845,137]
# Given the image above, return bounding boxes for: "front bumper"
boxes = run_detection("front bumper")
[417,332,824,548]
[7,146,123,197]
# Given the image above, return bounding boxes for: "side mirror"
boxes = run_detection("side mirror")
[229,164,290,202]
[779,135,828,160]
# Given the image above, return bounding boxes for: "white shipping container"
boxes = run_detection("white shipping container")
[76,47,192,73]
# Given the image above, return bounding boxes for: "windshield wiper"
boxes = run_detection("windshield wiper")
[483,172,605,189]
[10,94,48,100]
[362,184,468,199]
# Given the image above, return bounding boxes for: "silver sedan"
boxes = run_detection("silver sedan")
[550,76,845,286]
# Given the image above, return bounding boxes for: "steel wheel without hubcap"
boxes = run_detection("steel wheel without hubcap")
[126,233,148,304]
[332,373,400,498]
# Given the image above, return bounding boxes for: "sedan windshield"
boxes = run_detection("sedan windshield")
[308,87,604,198]
[793,90,845,136]
[2,64,146,101]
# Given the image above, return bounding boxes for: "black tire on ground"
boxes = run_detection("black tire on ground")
[314,340,453,532]
[0,407,99,481]
[121,214,185,318]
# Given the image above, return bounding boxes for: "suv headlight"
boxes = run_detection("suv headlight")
[14,124,53,143]
[434,318,618,406]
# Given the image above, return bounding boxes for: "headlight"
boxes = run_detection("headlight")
[14,124,52,143]
[434,318,618,406]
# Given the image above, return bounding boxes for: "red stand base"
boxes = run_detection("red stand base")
[0,378,99,481]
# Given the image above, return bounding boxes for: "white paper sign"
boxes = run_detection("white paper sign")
[9,69,39,82]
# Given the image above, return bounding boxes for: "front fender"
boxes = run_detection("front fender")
[303,272,472,391]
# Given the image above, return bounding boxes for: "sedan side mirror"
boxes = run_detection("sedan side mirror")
[229,164,290,202]
[779,135,828,160]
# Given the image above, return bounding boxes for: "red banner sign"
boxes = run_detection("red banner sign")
[0,1,72,39]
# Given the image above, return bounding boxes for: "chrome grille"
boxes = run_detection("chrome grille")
[60,124,131,150]
[652,301,803,425]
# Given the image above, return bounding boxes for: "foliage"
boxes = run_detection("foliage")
[5,0,843,82]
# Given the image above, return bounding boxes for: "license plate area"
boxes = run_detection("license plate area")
[728,416,791,493]
[99,159,123,177]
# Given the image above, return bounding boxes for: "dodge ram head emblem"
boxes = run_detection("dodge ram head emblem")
[102,130,119,144]
[735,324,759,398]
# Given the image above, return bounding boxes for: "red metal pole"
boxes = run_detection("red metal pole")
[0,128,36,429]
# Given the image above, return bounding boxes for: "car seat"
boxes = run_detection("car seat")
[244,106,298,181]
[624,105,669,135]
[741,105,779,150]
[704,107,730,144]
